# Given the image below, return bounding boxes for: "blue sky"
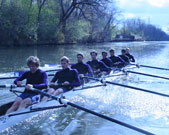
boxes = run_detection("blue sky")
[116,0,169,33]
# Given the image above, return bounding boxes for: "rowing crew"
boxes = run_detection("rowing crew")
[5,48,135,114]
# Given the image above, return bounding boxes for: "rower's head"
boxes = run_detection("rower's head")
[121,49,126,55]
[102,51,108,59]
[77,53,84,63]
[90,51,97,60]
[109,49,115,56]
[27,56,40,73]
[60,56,70,69]
[126,48,130,54]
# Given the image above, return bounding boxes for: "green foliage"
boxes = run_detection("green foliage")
[0,1,36,45]
[66,20,90,43]
[0,0,167,46]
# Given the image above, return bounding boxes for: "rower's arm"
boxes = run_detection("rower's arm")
[99,61,109,72]
[86,64,93,76]
[70,70,81,87]
[14,71,28,85]
[51,72,59,83]
[33,72,48,89]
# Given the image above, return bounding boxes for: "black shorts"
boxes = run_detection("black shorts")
[52,86,72,93]
[19,93,40,104]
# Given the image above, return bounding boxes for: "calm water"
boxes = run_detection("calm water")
[1,41,169,135]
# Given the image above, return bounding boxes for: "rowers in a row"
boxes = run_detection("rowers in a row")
[5,48,135,115]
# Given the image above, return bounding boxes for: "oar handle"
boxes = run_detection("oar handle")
[0,84,25,88]
[0,84,16,88]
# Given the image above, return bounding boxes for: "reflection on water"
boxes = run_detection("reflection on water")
[0,41,168,73]
[1,41,169,135]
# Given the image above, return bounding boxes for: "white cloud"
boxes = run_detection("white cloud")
[118,0,169,8]
[147,0,169,7]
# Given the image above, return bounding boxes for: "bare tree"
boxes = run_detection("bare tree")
[57,0,113,41]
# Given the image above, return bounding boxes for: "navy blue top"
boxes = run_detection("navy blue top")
[86,60,109,72]
[101,58,112,67]
[51,68,80,89]
[118,55,130,64]
[14,69,47,94]
[71,62,92,76]
[109,56,124,67]
[126,53,135,62]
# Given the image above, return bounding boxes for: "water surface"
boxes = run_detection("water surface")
[0,41,169,135]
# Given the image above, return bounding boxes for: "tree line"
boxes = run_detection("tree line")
[0,0,168,46]
[121,18,169,41]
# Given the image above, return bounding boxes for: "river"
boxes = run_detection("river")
[0,41,169,135]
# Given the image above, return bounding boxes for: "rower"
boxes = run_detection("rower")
[118,49,130,66]
[101,51,112,68]
[71,53,92,84]
[109,49,124,68]
[6,56,47,114]
[87,51,109,76]
[42,56,80,101]
[126,48,135,62]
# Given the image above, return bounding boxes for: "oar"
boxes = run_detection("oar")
[0,73,56,80]
[84,76,169,98]
[31,88,155,135]
[0,76,18,80]
[45,69,61,72]
[0,84,24,88]
[123,70,169,81]
[131,64,169,71]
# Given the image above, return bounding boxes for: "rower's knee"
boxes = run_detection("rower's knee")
[19,98,31,108]
[54,88,63,96]
[47,88,55,94]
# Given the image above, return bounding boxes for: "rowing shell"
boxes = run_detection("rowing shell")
[0,65,137,132]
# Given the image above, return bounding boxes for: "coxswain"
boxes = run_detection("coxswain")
[87,51,109,76]
[42,56,80,101]
[126,48,135,62]
[6,56,47,114]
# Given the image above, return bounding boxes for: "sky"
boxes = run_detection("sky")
[116,0,169,33]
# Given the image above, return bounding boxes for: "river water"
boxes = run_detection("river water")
[0,41,169,135]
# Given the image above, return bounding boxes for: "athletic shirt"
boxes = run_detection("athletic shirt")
[118,55,130,63]
[101,58,112,67]
[71,62,92,76]
[86,60,109,72]
[126,53,135,62]
[109,56,122,64]
[14,69,47,94]
[51,68,80,89]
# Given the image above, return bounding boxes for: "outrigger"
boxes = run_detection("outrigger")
[0,63,169,134]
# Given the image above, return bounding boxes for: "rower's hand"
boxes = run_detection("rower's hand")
[114,62,120,65]
[63,81,70,86]
[16,81,22,86]
[50,82,55,87]
[94,69,101,74]
[26,84,33,90]
[79,74,84,78]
